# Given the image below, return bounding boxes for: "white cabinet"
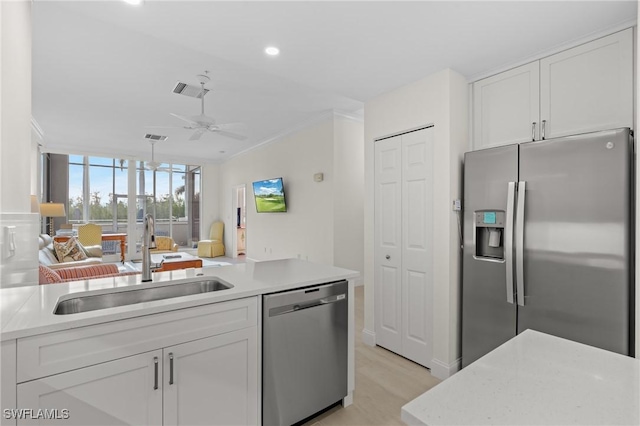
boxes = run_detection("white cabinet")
[473,62,540,148]
[1,340,17,426]
[374,127,433,368]
[540,29,633,139]
[17,351,163,426]
[473,28,633,150]
[163,328,258,426]
[15,297,258,426]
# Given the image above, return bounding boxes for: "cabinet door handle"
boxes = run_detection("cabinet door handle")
[153,357,159,390]
[169,353,174,385]
[531,122,536,141]
[541,120,546,140]
[385,255,390,260]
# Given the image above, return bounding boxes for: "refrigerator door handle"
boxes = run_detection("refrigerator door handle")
[505,182,517,304]
[531,122,536,141]
[515,181,526,306]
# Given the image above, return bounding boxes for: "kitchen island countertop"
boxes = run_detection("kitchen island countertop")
[402,329,640,425]
[0,258,358,341]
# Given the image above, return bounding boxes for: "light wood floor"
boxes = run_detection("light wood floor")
[304,285,441,426]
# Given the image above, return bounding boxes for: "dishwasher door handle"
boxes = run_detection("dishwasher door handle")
[269,294,346,317]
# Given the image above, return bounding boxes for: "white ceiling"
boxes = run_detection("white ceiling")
[33,1,636,165]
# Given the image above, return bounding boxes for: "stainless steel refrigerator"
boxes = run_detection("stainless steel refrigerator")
[462,128,634,368]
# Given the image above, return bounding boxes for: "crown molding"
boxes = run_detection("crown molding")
[225,110,335,161]
[40,143,219,167]
[30,117,44,144]
[334,109,364,123]
[468,19,637,83]
[225,108,364,162]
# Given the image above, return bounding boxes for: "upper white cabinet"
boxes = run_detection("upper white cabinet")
[540,29,633,139]
[473,62,540,148]
[473,28,633,150]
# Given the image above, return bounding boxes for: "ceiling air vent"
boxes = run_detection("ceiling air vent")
[172,81,209,99]
[144,134,168,141]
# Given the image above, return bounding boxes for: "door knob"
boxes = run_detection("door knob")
[385,255,391,260]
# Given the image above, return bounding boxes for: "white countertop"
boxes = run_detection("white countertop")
[0,259,358,341]
[402,330,640,425]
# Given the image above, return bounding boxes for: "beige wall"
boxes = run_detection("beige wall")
[333,115,365,284]
[219,119,336,264]
[209,114,364,280]
[363,69,468,379]
[200,163,221,240]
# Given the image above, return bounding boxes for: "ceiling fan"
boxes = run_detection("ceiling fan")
[144,140,181,172]
[148,72,247,142]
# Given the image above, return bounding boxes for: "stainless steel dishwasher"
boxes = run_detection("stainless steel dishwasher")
[262,280,348,426]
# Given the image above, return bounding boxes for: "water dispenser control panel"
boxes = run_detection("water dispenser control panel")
[475,211,505,227]
[474,210,505,261]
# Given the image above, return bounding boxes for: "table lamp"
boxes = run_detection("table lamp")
[40,202,66,236]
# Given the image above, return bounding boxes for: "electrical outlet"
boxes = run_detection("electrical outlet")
[452,199,462,211]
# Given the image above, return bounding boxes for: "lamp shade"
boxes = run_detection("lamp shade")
[40,202,66,217]
[30,195,40,214]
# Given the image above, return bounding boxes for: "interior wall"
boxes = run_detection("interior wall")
[219,119,335,264]
[333,115,365,285]
[200,163,221,240]
[363,69,468,379]
[0,1,31,213]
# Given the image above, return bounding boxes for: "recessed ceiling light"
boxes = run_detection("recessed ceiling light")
[123,0,142,5]
[265,46,280,56]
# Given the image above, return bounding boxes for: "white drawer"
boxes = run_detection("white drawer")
[17,297,257,383]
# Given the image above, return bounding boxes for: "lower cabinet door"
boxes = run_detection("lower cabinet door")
[163,327,258,426]
[17,350,162,426]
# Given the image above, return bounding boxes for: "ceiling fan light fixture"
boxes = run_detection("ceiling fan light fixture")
[172,81,209,99]
[144,133,168,141]
[265,46,280,56]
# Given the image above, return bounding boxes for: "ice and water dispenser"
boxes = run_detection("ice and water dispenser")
[474,211,505,260]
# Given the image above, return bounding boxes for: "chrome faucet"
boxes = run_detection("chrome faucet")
[142,213,157,282]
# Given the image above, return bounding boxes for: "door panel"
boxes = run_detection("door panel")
[517,128,632,355]
[374,136,402,353]
[163,327,258,426]
[17,351,162,426]
[473,62,540,149]
[401,128,433,367]
[462,144,519,368]
[540,29,633,139]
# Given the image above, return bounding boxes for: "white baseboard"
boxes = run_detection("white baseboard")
[361,328,376,347]
[430,357,461,380]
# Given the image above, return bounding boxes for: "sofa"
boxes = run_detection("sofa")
[39,234,103,270]
[39,264,140,285]
[149,236,179,254]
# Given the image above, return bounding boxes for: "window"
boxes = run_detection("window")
[67,155,197,250]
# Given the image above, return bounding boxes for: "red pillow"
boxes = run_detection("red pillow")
[39,264,63,284]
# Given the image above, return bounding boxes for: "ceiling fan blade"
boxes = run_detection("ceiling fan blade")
[170,113,199,125]
[214,129,247,141]
[189,128,206,141]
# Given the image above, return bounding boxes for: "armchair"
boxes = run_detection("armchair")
[77,223,103,257]
[197,221,225,258]
[149,236,179,254]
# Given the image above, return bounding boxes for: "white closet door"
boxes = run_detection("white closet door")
[374,135,403,353]
[540,28,633,139]
[401,128,434,368]
[473,62,540,149]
